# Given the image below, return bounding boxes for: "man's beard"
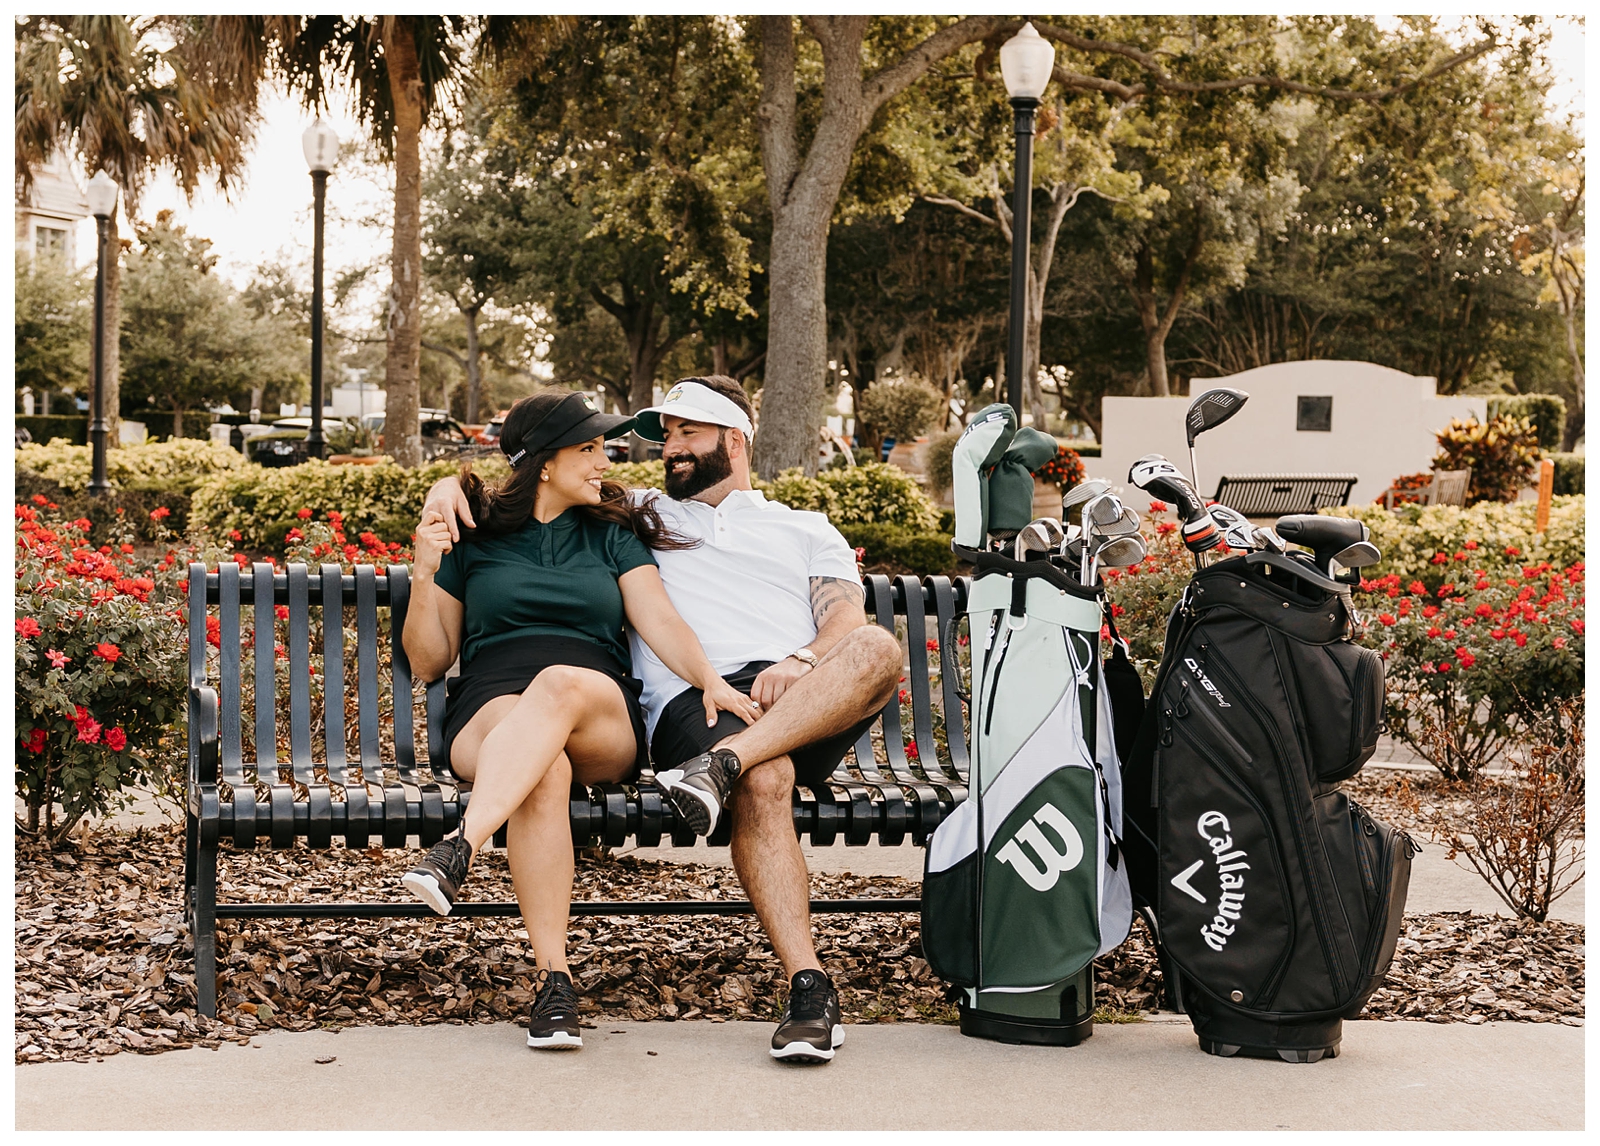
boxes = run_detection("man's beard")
[664,435,734,499]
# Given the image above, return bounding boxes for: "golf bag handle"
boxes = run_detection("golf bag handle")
[1243,551,1345,596]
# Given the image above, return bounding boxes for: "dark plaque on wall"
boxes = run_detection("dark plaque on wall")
[1297,395,1333,432]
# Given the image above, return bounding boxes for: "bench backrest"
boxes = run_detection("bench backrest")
[1430,468,1470,507]
[1212,473,1359,517]
[186,562,973,794]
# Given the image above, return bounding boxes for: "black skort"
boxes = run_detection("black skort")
[441,636,648,779]
[650,660,876,787]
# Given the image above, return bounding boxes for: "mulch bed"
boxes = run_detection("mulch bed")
[14,825,1584,1065]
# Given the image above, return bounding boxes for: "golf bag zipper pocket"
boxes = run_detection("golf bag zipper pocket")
[982,623,1013,737]
[1344,799,1416,1012]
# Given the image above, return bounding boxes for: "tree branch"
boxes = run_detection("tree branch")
[923,194,999,229]
[757,16,800,212]
[863,16,1006,118]
[421,339,467,369]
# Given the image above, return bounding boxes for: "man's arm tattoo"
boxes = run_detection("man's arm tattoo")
[809,575,865,629]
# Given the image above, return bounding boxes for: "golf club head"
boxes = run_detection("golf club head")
[1097,534,1147,568]
[1208,504,1259,552]
[1331,540,1382,570]
[1128,454,1221,553]
[1084,492,1126,530]
[1185,387,1249,448]
[1253,526,1288,554]
[1015,517,1065,561]
[1062,479,1112,522]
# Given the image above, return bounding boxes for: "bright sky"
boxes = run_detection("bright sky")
[77,16,1585,291]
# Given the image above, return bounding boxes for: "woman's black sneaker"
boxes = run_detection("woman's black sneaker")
[401,833,472,915]
[770,969,844,1063]
[527,970,583,1050]
[660,748,742,836]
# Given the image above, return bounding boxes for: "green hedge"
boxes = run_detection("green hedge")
[15,471,197,543]
[128,411,211,441]
[839,523,958,576]
[1488,394,1566,451]
[16,415,87,446]
[1551,452,1585,496]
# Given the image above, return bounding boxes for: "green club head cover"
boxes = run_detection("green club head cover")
[988,427,1060,534]
[950,404,1017,548]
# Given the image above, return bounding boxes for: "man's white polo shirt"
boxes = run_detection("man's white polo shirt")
[626,487,859,737]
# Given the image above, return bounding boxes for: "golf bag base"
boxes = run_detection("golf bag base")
[1185,986,1343,1063]
[959,980,1094,1047]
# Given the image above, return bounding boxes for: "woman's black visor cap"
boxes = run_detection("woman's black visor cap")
[506,392,637,460]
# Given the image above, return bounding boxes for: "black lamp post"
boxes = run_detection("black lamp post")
[85,170,120,495]
[302,120,340,459]
[1000,22,1056,421]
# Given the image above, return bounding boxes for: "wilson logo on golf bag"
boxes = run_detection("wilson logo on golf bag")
[995,803,1084,892]
[1183,658,1231,708]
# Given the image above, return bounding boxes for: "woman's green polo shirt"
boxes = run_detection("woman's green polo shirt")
[431,509,656,670]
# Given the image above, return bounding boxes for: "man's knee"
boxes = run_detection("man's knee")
[735,754,796,808]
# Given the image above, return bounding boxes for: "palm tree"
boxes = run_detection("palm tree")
[15,15,259,446]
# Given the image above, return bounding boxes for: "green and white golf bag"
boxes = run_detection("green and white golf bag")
[921,405,1133,1045]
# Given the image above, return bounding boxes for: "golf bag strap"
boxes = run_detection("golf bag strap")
[1103,603,1130,656]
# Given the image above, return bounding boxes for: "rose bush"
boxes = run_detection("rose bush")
[1359,559,1585,781]
[14,502,191,845]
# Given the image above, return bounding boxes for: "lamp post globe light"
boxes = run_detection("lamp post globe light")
[85,170,121,495]
[999,21,1055,420]
[302,120,340,459]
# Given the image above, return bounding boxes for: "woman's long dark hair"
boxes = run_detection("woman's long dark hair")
[458,396,697,551]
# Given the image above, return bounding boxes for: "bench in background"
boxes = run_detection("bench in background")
[184,562,974,1017]
[1211,473,1359,517]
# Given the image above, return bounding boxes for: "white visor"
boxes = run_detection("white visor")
[632,381,755,443]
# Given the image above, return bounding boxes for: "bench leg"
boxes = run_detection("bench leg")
[183,811,198,902]
[193,842,218,1018]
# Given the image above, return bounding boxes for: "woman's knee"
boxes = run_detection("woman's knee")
[523,665,607,708]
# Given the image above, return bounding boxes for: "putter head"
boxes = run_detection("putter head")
[1185,387,1249,448]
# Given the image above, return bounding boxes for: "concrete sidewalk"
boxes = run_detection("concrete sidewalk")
[15,1018,1582,1130]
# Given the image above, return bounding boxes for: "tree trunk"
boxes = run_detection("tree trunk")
[170,401,185,440]
[1127,226,1204,398]
[103,216,122,447]
[382,18,425,468]
[464,306,482,425]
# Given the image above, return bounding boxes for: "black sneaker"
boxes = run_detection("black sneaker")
[527,970,583,1050]
[770,969,844,1063]
[660,748,742,836]
[401,832,472,915]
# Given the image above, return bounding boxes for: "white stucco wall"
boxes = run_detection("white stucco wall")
[1085,361,1487,507]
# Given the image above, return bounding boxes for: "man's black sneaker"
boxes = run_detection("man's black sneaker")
[527,970,583,1050]
[771,969,844,1063]
[401,832,472,915]
[659,748,742,836]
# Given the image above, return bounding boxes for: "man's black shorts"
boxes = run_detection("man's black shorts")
[650,660,876,787]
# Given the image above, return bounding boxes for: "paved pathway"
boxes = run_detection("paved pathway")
[14,1018,1582,1130]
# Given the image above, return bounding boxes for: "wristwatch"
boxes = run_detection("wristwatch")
[788,648,819,669]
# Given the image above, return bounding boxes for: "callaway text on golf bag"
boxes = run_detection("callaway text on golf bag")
[921,404,1132,1046]
[1121,501,1417,1063]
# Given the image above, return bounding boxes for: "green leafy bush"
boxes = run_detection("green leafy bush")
[841,523,957,576]
[923,428,963,495]
[1360,560,1584,781]
[14,505,190,846]
[14,470,203,543]
[1488,394,1566,451]
[1550,452,1585,497]
[854,378,945,441]
[189,456,510,550]
[15,416,87,446]
[16,437,246,492]
[1325,497,1584,592]
[1433,415,1542,504]
[605,459,667,490]
[766,461,941,531]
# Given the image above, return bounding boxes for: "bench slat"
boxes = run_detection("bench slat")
[930,575,971,784]
[354,565,381,776]
[252,563,278,775]
[320,563,349,785]
[287,564,313,781]
[388,565,419,782]
[217,563,245,788]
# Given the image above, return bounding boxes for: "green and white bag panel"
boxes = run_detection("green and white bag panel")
[923,577,1132,994]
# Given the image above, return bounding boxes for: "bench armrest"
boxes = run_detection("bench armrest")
[189,685,220,788]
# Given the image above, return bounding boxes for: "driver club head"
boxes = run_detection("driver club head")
[1185,387,1250,448]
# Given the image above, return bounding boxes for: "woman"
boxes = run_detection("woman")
[401,387,759,1050]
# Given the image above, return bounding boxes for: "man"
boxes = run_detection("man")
[423,375,902,1063]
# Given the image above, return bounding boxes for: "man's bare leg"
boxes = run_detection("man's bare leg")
[718,625,900,769]
[727,754,821,978]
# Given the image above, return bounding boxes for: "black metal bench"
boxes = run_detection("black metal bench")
[1211,473,1358,516]
[183,562,974,1017]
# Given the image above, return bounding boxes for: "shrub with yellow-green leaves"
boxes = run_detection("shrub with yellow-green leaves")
[16,438,245,492]
[1325,496,1584,592]
[766,462,940,531]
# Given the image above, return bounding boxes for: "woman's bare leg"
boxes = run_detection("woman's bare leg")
[506,751,579,975]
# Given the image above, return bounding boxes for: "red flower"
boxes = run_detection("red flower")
[898,689,910,705]
[905,739,920,760]
[1378,614,1397,626]
[1513,632,1528,648]
[1157,521,1177,536]
[1553,636,1567,650]
[93,642,122,663]
[46,649,69,668]
[1426,626,1442,638]
[327,510,344,524]
[149,506,171,521]
[285,528,304,543]
[1504,545,1520,557]
[1453,551,1466,562]
[1569,619,1584,636]
[1473,603,1492,617]
[925,638,939,652]
[1436,661,1453,673]
[1148,500,1169,514]
[105,726,127,753]
[275,604,290,620]
[31,494,48,506]
[1408,581,1426,596]
[206,616,222,648]
[22,727,48,753]
[1443,629,1455,639]
[296,507,313,520]
[1475,580,1490,591]
[1111,603,1127,617]
[1437,584,1455,597]
[15,616,42,639]
[1431,552,1448,565]
[230,530,243,542]
[1490,628,1506,640]
[1464,539,1478,550]
[1422,606,1439,619]
[72,707,102,744]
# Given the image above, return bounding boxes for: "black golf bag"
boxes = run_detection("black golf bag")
[1122,545,1417,1062]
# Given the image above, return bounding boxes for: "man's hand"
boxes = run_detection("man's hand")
[750,657,810,710]
[422,476,475,542]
